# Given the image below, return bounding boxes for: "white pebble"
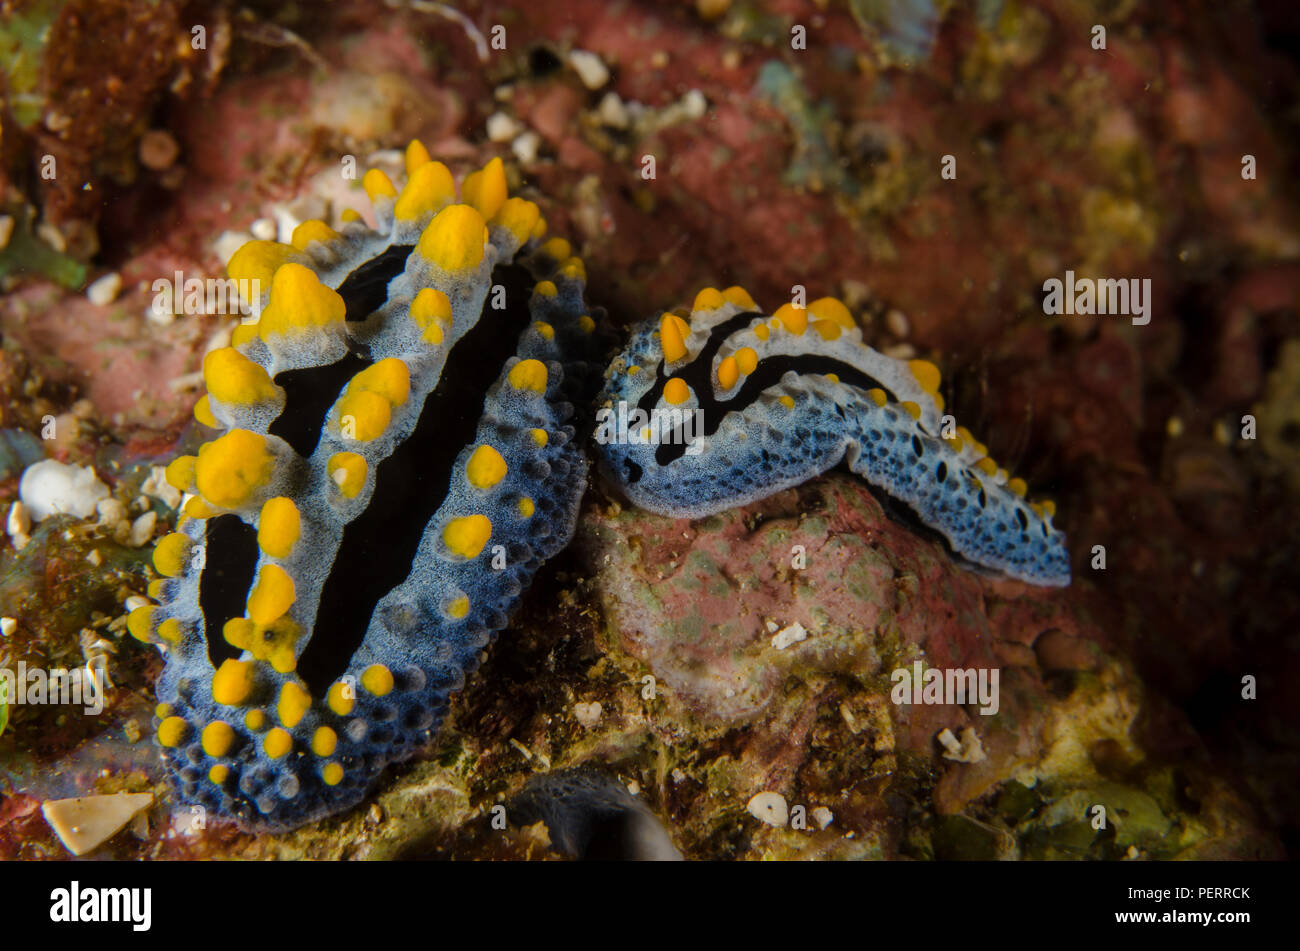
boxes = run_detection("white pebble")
[568,49,610,90]
[213,230,251,266]
[595,91,630,129]
[129,511,158,547]
[771,621,808,650]
[86,272,122,307]
[140,466,182,510]
[680,89,708,119]
[249,217,277,241]
[486,111,522,143]
[746,792,788,828]
[0,617,15,637]
[7,500,31,538]
[85,549,102,567]
[812,806,834,829]
[572,701,602,728]
[95,497,127,527]
[511,131,541,165]
[19,460,111,522]
[124,595,150,613]
[885,308,910,338]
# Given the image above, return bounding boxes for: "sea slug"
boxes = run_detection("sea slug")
[596,289,1070,586]
[131,143,603,830]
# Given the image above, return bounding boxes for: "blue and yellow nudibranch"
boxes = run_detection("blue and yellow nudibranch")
[135,144,603,830]
[596,289,1070,587]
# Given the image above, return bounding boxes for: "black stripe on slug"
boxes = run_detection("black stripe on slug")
[270,349,373,458]
[199,514,260,668]
[336,244,416,322]
[295,264,536,694]
[637,318,900,467]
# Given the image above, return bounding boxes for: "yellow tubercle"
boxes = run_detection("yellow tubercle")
[774,302,808,335]
[461,156,508,219]
[147,579,166,599]
[808,297,855,329]
[508,359,548,393]
[907,359,942,395]
[201,721,235,757]
[405,139,432,175]
[164,455,196,492]
[901,401,922,420]
[195,429,275,509]
[152,532,191,577]
[340,208,363,224]
[263,727,293,759]
[490,197,540,245]
[127,605,155,643]
[1040,499,1056,518]
[447,595,470,619]
[246,563,296,626]
[466,445,508,489]
[193,395,219,429]
[722,286,757,310]
[540,237,571,261]
[529,428,549,448]
[328,452,367,498]
[560,257,586,280]
[231,323,259,347]
[209,764,229,785]
[778,395,796,409]
[716,356,739,389]
[157,716,189,747]
[226,240,297,289]
[277,681,311,728]
[157,618,183,643]
[362,168,398,202]
[211,659,255,706]
[258,497,301,559]
[692,287,725,312]
[517,496,535,518]
[659,313,689,363]
[1007,477,1027,497]
[322,762,344,786]
[577,314,595,334]
[534,321,555,340]
[974,457,998,476]
[257,262,346,338]
[395,159,455,221]
[183,495,216,520]
[312,726,338,757]
[417,203,488,271]
[867,388,888,407]
[244,709,267,731]
[735,346,758,375]
[327,681,355,716]
[534,280,558,298]
[337,389,392,441]
[443,515,492,558]
[753,323,770,341]
[290,219,341,251]
[203,347,278,406]
[811,319,842,341]
[362,664,394,696]
[348,358,411,408]
[664,377,690,405]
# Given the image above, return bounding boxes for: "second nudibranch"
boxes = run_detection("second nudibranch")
[596,288,1071,587]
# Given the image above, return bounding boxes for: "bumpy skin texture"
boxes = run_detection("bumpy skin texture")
[597,289,1071,586]
[134,148,604,830]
